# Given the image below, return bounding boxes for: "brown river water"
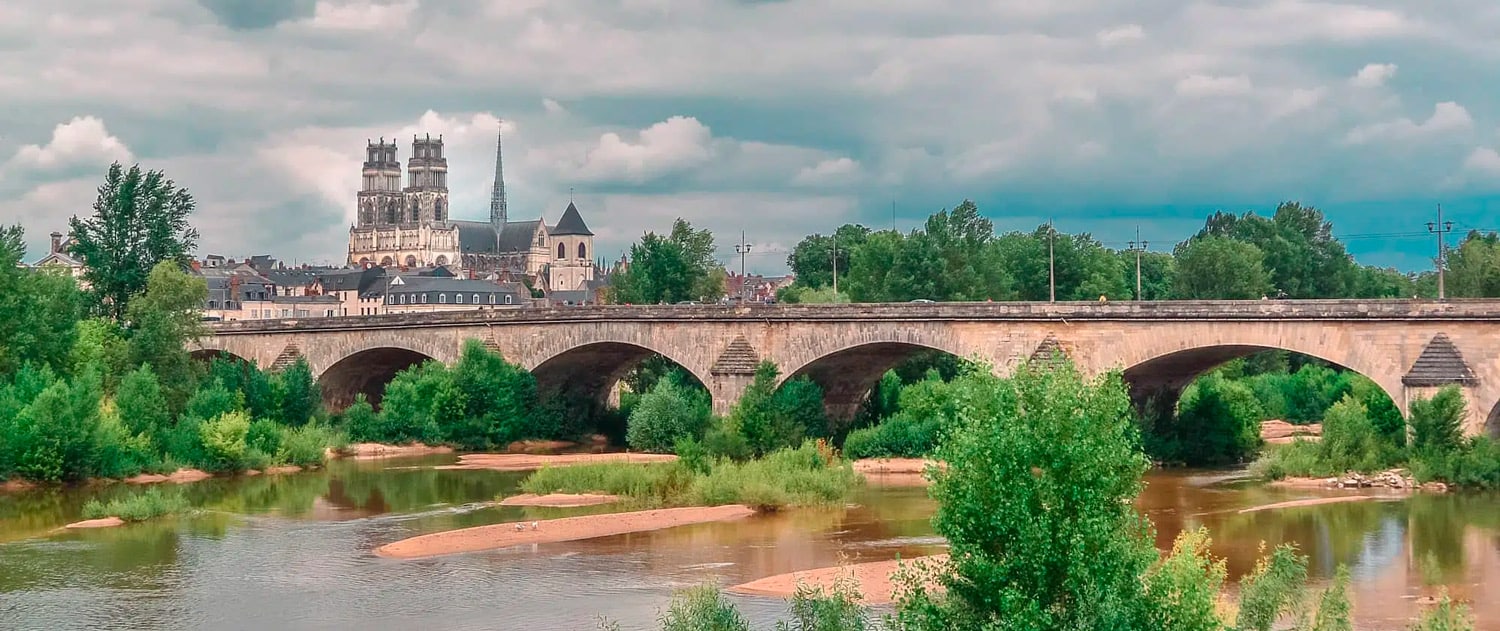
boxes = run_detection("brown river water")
[1,456,1497,630]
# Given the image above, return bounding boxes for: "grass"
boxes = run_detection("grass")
[80,488,191,522]
[518,441,860,511]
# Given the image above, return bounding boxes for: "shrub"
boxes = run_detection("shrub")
[91,408,156,479]
[841,414,939,459]
[688,443,858,511]
[279,424,334,468]
[521,461,696,507]
[340,394,381,443]
[1310,567,1353,631]
[658,585,750,631]
[1248,440,1326,480]
[674,436,711,475]
[1164,372,1264,466]
[627,379,712,453]
[1142,529,1227,631]
[81,488,190,522]
[726,363,829,458]
[1409,592,1474,631]
[246,418,284,459]
[184,381,241,426]
[1233,544,1310,631]
[1318,395,1386,473]
[1410,387,1466,456]
[272,358,319,426]
[116,365,170,437]
[162,415,207,469]
[775,577,870,631]
[198,410,251,473]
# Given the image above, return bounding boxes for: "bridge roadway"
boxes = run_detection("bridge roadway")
[199,300,1500,434]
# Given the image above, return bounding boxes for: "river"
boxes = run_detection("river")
[1,457,1497,630]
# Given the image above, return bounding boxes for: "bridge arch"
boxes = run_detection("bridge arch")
[527,341,711,408]
[189,347,254,366]
[319,344,440,410]
[780,334,975,420]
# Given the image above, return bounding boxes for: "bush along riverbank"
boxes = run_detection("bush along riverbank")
[79,488,191,524]
[1252,385,1500,490]
[599,360,1478,630]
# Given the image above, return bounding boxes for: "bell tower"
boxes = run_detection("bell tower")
[404,134,450,223]
[357,138,402,227]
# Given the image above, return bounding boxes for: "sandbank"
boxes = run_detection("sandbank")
[499,493,621,507]
[1,479,37,492]
[125,469,212,485]
[375,504,754,559]
[64,517,125,529]
[851,458,940,475]
[436,452,678,472]
[730,555,949,605]
[263,465,302,475]
[1237,495,1376,514]
[343,442,454,460]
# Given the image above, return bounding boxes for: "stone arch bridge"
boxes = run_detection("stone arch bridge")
[196,301,1500,435]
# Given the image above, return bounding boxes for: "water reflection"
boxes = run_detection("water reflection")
[2,463,1500,629]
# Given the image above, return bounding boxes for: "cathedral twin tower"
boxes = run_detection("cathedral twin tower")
[347,127,596,293]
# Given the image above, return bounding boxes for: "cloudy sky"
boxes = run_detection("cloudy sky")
[3,0,1499,273]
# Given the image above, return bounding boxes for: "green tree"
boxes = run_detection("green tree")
[626,378,712,453]
[116,365,170,438]
[1173,236,1272,299]
[787,224,871,289]
[893,362,1159,629]
[1192,203,1357,298]
[126,262,209,412]
[845,230,905,302]
[0,225,84,377]
[1168,373,1264,466]
[1445,231,1500,298]
[272,358,319,426]
[1410,387,1466,456]
[444,340,541,449]
[68,163,200,321]
[71,318,130,390]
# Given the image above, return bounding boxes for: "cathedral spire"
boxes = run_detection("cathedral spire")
[489,120,508,231]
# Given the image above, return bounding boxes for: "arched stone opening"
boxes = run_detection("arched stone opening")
[1121,345,1396,413]
[1485,402,1500,439]
[319,347,436,410]
[531,342,707,405]
[189,348,253,365]
[783,342,966,421]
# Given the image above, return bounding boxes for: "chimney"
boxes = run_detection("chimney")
[50,232,62,254]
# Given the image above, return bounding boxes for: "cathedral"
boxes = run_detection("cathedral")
[346,129,596,292]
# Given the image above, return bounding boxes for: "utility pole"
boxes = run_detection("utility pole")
[831,233,839,300]
[1048,219,1056,302]
[735,231,753,303]
[1128,226,1148,301]
[1427,204,1454,300]
[891,200,897,233]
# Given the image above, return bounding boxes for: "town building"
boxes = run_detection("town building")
[726,272,795,303]
[344,128,598,293]
[30,232,85,280]
[382,275,529,313]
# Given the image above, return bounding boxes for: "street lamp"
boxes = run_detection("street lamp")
[1127,227,1149,301]
[735,232,753,303]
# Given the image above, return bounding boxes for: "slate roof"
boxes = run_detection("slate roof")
[498,220,543,252]
[1403,333,1478,387]
[550,202,593,236]
[452,220,500,254]
[711,335,761,375]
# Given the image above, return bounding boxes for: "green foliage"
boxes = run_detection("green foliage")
[272,358,319,426]
[10,372,104,482]
[0,243,83,376]
[1173,235,1272,299]
[71,318,130,389]
[893,362,1158,629]
[90,407,156,479]
[198,410,251,473]
[340,394,381,443]
[626,378,712,453]
[445,339,541,449]
[1233,544,1310,631]
[1410,387,1466,456]
[786,224,871,290]
[1155,373,1264,466]
[116,365,170,437]
[658,585,750,631]
[717,362,828,458]
[125,262,208,412]
[279,424,333,468]
[1408,593,1474,631]
[611,218,725,304]
[1143,529,1228,631]
[520,442,857,511]
[1445,230,1500,298]
[1411,436,1500,489]
[1317,396,1386,473]
[1308,567,1352,631]
[185,380,241,425]
[372,361,447,444]
[81,488,191,522]
[775,578,871,631]
[246,418,284,461]
[68,162,200,322]
[842,371,979,459]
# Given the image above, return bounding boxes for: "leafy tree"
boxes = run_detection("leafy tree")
[70,318,129,390]
[10,372,104,481]
[1173,236,1272,299]
[787,224,871,289]
[611,219,725,304]
[376,362,449,445]
[68,162,200,321]
[1445,230,1500,298]
[126,262,209,412]
[1233,545,1311,631]
[0,225,83,377]
[626,378,712,453]
[845,230,906,302]
[892,362,1159,629]
[1318,396,1383,472]
[116,365,170,438]
[340,394,381,443]
[1191,203,1357,299]
[1410,387,1466,456]
[272,357,319,426]
[1142,529,1227,631]
[446,340,541,449]
[1119,249,1177,300]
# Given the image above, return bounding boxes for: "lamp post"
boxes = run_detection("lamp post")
[1127,226,1149,301]
[735,232,753,303]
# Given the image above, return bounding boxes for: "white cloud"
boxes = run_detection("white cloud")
[550,116,715,184]
[304,1,417,31]
[1345,102,1474,144]
[1096,24,1144,48]
[7,116,132,171]
[1464,147,1500,176]
[1350,63,1398,88]
[542,98,568,116]
[1175,74,1254,98]
[1269,87,1326,118]
[794,157,860,185]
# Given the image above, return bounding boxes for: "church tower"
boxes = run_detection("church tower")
[357,138,402,226]
[404,134,449,223]
[489,123,508,233]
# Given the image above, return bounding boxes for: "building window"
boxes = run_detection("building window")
[280,309,290,318]
[557,243,566,259]
[251,309,259,318]
[456,293,464,304]
[578,243,587,259]
[440,293,447,304]
[505,294,513,305]
[489,294,495,304]
[472,294,479,304]
[326,310,335,317]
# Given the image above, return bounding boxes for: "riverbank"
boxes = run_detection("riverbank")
[730,555,949,605]
[341,443,454,460]
[851,458,939,487]
[438,452,678,472]
[499,493,620,507]
[374,505,756,559]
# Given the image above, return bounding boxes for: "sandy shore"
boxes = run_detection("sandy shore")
[499,493,621,507]
[375,505,754,559]
[64,517,125,529]
[436,452,678,472]
[343,442,454,460]
[730,555,948,605]
[851,458,939,475]
[1237,495,1377,514]
[1,479,37,492]
[125,469,212,485]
